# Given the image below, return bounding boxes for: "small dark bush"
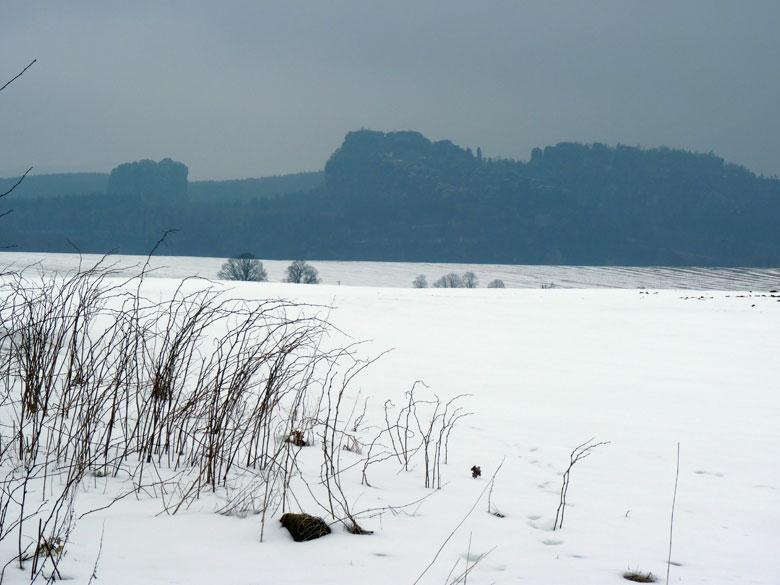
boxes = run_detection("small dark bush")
[623,570,657,583]
[280,513,331,542]
[287,430,308,447]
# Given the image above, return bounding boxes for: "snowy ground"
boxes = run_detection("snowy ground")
[2,275,777,585]
[1,251,779,290]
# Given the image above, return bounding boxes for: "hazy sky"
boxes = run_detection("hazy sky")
[2,1,779,180]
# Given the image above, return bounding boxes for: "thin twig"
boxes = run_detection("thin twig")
[0,167,33,199]
[0,59,36,93]
[666,442,680,585]
[87,521,106,585]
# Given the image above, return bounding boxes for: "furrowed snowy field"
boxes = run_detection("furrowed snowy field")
[2,251,779,290]
[0,254,778,585]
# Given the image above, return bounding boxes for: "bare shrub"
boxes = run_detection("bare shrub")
[553,438,610,530]
[0,256,471,579]
[374,382,471,489]
[487,279,505,288]
[0,258,353,577]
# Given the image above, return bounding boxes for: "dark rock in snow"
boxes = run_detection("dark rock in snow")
[280,513,331,542]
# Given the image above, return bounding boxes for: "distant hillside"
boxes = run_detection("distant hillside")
[312,130,780,265]
[0,173,108,199]
[189,172,324,202]
[0,170,323,202]
[3,130,779,266]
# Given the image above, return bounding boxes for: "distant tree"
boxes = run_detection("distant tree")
[487,279,506,288]
[462,271,479,288]
[412,274,428,288]
[433,273,464,288]
[285,260,320,284]
[218,253,268,281]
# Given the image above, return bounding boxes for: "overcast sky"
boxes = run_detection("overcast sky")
[1,1,779,180]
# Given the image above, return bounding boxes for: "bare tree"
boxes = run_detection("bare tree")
[433,273,464,288]
[462,272,479,288]
[487,279,505,288]
[217,253,268,281]
[412,275,428,288]
[285,260,320,284]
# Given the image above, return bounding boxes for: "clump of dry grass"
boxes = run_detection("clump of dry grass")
[623,570,657,583]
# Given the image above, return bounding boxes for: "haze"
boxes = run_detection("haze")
[1,0,779,180]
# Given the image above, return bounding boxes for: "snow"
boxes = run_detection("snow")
[1,267,779,584]
[1,250,779,290]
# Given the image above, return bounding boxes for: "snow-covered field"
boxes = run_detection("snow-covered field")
[1,251,779,290]
[1,260,778,585]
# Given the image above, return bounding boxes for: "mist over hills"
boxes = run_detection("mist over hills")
[2,130,778,266]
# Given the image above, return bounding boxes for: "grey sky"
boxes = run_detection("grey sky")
[2,1,779,180]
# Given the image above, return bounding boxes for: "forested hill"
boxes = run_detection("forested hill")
[3,130,779,266]
[314,130,780,265]
[188,172,323,203]
[0,173,108,199]
[0,169,323,202]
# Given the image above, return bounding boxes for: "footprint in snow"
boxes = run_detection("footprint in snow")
[542,539,563,546]
[527,516,556,531]
[694,470,724,477]
[461,551,489,562]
